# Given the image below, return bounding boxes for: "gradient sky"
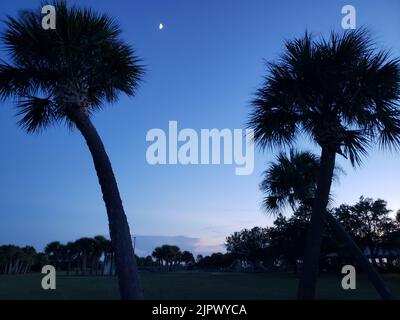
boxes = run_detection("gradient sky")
[0,0,399,253]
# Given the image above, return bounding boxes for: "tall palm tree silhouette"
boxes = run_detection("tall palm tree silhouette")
[249,29,400,299]
[0,2,144,299]
[261,149,391,299]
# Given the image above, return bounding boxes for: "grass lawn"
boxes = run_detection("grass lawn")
[0,271,399,300]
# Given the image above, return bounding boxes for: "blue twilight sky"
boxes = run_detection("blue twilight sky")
[0,0,399,254]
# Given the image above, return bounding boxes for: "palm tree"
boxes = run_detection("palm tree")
[20,246,36,274]
[0,2,144,298]
[94,235,109,275]
[261,149,391,299]
[65,242,77,276]
[75,237,96,276]
[152,246,164,271]
[181,251,195,265]
[249,29,400,299]
[260,150,321,212]
[102,238,114,276]
[44,241,62,270]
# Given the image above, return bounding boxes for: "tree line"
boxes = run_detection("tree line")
[0,245,39,275]
[151,245,195,272]
[1,197,399,276]
[0,239,199,275]
[226,198,400,273]
[0,236,115,276]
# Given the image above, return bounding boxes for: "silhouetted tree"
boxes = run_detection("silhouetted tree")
[261,149,392,298]
[152,247,164,271]
[334,197,397,266]
[44,241,63,270]
[249,29,400,299]
[0,1,144,299]
[181,251,195,265]
[226,227,269,264]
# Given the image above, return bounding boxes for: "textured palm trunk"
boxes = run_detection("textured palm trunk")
[298,146,336,299]
[109,254,114,276]
[24,262,31,274]
[82,251,87,276]
[102,254,107,276]
[13,260,20,274]
[7,261,12,274]
[68,109,142,299]
[326,213,391,299]
[67,259,71,276]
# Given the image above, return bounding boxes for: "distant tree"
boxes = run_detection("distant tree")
[152,247,164,270]
[31,252,49,272]
[44,241,63,270]
[334,197,397,266]
[181,251,195,265]
[64,241,77,276]
[20,246,37,274]
[74,237,96,275]
[162,245,181,271]
[226,227,269,264]
[0,245,19,274]
[143,256,154,266]
[0,245,37,274]
[196,255,204,264]
[152,245,181,271]
[267,212,309,272]
[0,247,7,274]
[197,253,235,270]
[93,236,112,276]
[136,255,154,267]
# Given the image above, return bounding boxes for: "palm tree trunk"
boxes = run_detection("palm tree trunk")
[82,251,87,276]
[67,109,142,299]
[66,254,71,276]
[24,262,31,274]
[102,254,107,276]
[7,261,12,275]
[298,146,336,299]
[326,213,391,299]
[13,260,20,274]
[109,254,114,276]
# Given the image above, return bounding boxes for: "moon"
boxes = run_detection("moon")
[159,23,164,30]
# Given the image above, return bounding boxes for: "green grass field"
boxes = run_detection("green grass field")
[0,272,399,300]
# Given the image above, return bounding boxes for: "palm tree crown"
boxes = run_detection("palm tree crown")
[261,149,344,213]
[260,149,320,213]
[0,1,144,131]
[249,29,400,165]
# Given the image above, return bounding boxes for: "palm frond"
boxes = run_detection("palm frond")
[16,96,57,132]
[249,28,400,164]
[1,0,144,133]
